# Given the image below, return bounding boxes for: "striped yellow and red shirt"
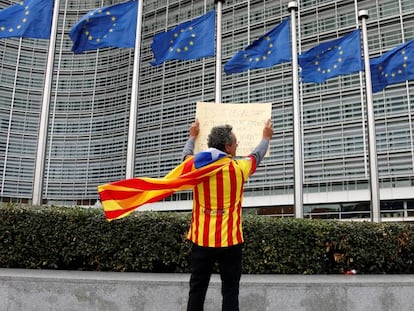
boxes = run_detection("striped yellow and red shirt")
[97,155,239,221]
[97,150,256,248]
[187,156,256,248]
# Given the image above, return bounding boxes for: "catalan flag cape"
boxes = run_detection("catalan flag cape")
[98,153,231,221]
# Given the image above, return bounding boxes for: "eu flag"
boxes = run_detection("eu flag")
[299,29,363,83]
[370,38,414,93]
[70,1,138,54]
[0,0,53,39]
[150,11,215,66]
[224,18,291,74]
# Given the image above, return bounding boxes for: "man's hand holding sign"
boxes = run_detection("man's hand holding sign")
[194,102,272,156]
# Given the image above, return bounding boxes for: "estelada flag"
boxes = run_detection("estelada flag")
[98,152,231,221]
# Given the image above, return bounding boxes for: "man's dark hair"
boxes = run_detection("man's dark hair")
[207,125,233,152]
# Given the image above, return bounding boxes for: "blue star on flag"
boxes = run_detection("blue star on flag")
[0,0,53,39]
[299,29,363,83]
[69,1,137,54]
[150,10,215,66]
[370,38,414,92]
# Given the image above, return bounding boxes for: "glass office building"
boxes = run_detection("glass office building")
[0,0,413,220]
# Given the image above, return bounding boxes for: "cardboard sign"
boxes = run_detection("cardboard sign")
[195,102,272,156]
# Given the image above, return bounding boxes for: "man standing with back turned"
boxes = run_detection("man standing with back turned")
[182,119,273,311]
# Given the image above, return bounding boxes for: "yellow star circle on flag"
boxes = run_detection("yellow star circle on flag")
[314,46,343,74]
[83,10,117,42]
[168,26,196,54]
[243,36,274,63]
[379,50,408,78]
[0,3,30,34]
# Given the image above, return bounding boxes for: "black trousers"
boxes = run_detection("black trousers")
[187,243,243,311]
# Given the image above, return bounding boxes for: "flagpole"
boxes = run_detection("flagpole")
[32,0,60,206]
[215,0,223,103]
[359,10,381,223]
[288,1,303,218]
[354,0,369,179]
[126,0,144,179]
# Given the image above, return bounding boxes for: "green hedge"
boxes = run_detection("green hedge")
[0,203,413,274]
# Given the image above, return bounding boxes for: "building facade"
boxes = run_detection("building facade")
[0,0,413,220]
